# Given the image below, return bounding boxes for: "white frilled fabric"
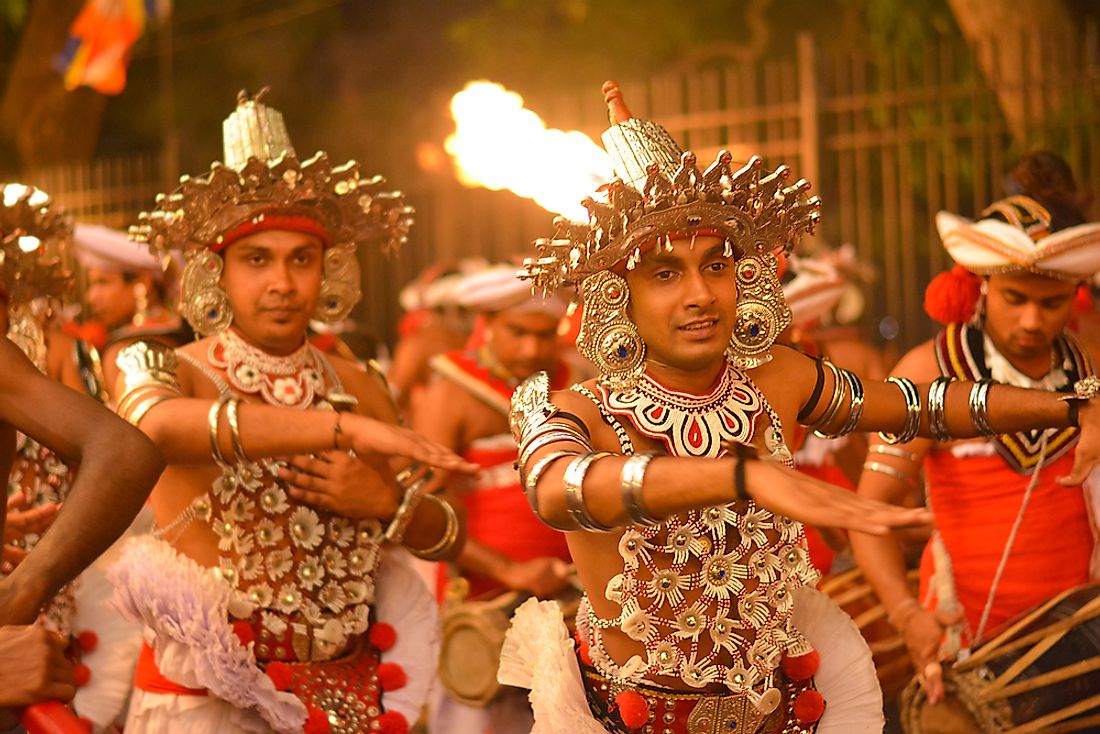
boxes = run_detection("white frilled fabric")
[499,587,884,734]
[109,536,438,733]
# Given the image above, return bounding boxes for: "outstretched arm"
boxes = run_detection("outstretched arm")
[0,340,165,624]
[513,377,932,535]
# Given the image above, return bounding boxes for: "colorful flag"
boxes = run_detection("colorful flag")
[54,0,171,96]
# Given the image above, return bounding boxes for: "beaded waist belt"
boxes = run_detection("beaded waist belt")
[579,661,820,734]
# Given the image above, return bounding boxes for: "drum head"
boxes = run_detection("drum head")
[439,602,512,707]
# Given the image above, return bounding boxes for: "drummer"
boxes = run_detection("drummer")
[851,185,1100,706]
[411,263,576,733]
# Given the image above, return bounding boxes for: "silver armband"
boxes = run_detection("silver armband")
[620,452,660,527]
[879,377,921,445]
[564,451,615,532]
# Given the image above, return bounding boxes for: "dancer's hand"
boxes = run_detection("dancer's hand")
[1061,399,1100,486]
[899,606,965,705]
[3,493,59,544]
[747,460,932,534]
[343,415,479,475]
[500,557,572,598]
[0,625,76,708]
[281,451,400,520]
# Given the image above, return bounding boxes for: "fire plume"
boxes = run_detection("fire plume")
[445,81,612,222]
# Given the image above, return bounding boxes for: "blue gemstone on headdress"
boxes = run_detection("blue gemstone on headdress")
[208,309,219,319]
[616,346,629,359]
[749,325,760,337]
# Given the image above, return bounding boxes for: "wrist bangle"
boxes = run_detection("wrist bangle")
[333,412,345,450]
[408,494,461,561]
[888,597,922,631]
[383,482,425,545]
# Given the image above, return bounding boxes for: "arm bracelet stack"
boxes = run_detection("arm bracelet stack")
[813,364,865,439]
[879,377,921,445]
[620,452,660,527]
[968,379,996,436]
[208,395,232,468]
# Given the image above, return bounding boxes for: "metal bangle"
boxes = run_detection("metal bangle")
[620,452,660,527]
[563,451,615,532]
[868,444,920,463]
[126,394,176,427]
[408,494,460,561]
[879,377,921,445]
[862,461,915,485]
[522,449,577,516]
[927,377,953,443]
[518,426,591,469]
[810,361,847,433]
[840,369,866,436]
[383,484,425,545]
[969,379,996,437]
[816,367,865,439]
[207,395,231,467]
[226,397,251,463]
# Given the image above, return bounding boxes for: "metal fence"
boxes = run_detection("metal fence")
[6,27,1100,351]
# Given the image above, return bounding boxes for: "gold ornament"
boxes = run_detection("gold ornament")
[181,249,233,336]
[727,253,791,367]
[577,270,646,389]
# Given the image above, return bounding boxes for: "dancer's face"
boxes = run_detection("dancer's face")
[625,235,737,372]
[221,229,324,355]
[85,268,139,328]
[984,272,1077,364]
[484,309,561,381]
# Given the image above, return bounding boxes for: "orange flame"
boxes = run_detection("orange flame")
[445,81,613,222]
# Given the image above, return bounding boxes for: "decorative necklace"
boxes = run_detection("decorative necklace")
[210,330,328,409]
[599,361,763,458]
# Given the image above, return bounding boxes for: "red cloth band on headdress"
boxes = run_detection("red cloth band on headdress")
[213,214,330,253]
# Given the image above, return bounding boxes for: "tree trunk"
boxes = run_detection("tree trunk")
[947,0,1075,143]
[0,0,108,169]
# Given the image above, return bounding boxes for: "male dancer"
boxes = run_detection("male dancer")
[0,184,164,726]
[851,193,1100,707]
[73,222,190,398]
[499,82,1100,734]
[415,263,574,733]
[110,91,471,734]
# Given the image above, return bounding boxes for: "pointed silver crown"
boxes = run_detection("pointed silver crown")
[222,88,297,170]
[520,81,822,292]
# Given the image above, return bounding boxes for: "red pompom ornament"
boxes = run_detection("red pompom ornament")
[304,705,332,734]
[77,630,99,653]
[74,663,92,688]
[368,622,397,652]
[231,620,255,647]
[378,711,409,734]
[781,650,820,681]
[1074,283,1093,315]
[378,662,407,691]
[264,661,294,691]
[924,265,981,325]
[614,689,650,730]
[793,689,826,723]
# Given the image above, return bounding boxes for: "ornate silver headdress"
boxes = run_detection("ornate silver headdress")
[0,183,73,306]
[131,89,415,335]
[520,81,821,292]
